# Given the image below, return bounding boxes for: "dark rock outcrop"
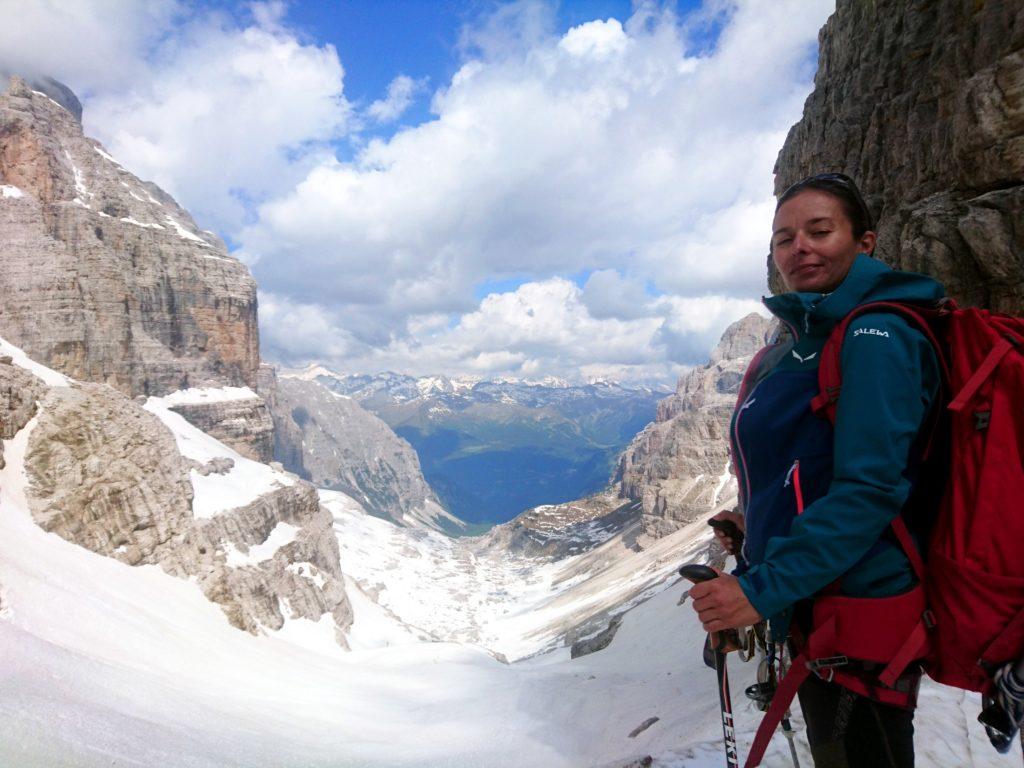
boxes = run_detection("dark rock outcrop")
[570,615,623,659]
[0,355,45,469]
[773,0,1024,309]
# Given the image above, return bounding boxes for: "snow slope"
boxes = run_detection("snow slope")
[0,344,1019,767]
[0,415,730,767]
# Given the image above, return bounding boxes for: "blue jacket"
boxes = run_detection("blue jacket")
[732,254,944,638]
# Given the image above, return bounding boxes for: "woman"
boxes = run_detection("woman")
[689,173,944,767]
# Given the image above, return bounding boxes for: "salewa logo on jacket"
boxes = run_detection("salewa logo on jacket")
[853,327,890,338]
[791,350,817,363]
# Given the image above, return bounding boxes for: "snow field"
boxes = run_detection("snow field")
[0,354,1019,766]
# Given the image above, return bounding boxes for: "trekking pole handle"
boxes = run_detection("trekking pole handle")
[679,563,718,583]
[708,518,745,551]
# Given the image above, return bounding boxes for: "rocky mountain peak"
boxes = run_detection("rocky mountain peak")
[0,73,82,124]
[709,312,775,365]
[0,76,260,397]
[616,313,776,541]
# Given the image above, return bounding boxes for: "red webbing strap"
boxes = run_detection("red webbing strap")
[890,516,925,582]
[877,619,929,688]
[947,337,1015,412]
[744,654,811,768]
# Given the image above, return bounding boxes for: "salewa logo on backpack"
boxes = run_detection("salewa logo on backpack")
[791,350,817,363]
[852,327,890,338]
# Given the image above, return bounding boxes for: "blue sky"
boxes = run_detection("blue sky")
[281,1,703,133]
[3,0,834,383]
[275,0,714,159]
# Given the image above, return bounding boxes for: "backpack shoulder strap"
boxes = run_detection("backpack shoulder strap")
[810,300,952,440]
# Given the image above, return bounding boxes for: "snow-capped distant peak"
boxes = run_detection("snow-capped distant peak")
[492,375,570,388]
[415,376,453,396]
[284,363,341,382]
[447,375,484,391]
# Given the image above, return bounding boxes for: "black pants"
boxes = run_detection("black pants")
[797,673,915,768]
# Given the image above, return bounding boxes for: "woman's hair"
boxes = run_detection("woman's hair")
[776,172,875,239]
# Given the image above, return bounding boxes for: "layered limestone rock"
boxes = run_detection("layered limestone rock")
[25,384,196,561]
[261,366,462,533]
[0,76,260,397]
[20,379,350,643]
[774,0,1024,309]
[615,314,776,540]
[165,388,274,463]
[196,482,351,637]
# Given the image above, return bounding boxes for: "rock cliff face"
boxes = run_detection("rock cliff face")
[615,314,775,540]
[774,0,1024,309]
[12,368,351,644]
[164,388,275,463]
[0,76,351,647]
[0,76,260,397]
[261,367,462,533]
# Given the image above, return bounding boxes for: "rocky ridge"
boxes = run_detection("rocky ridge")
[0,76,260,397]
[614,313,775,540]
[261,367,462,533]
[481,490,640,559]
[773,0,1024,309]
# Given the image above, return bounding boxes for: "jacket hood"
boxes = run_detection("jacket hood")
[763,254,946,338]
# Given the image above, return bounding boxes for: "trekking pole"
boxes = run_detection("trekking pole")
[680,563,740,768]
[774,641,801,768]
[745,636,801,768]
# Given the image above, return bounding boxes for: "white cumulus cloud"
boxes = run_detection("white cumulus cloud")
[367,75,422,124]
[242,0,832,379]
[0,1,351,235]
[0,0,835,382]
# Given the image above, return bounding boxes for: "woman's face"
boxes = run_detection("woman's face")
[771,189,876,293]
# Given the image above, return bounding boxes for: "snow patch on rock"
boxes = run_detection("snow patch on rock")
[144,394,294,519]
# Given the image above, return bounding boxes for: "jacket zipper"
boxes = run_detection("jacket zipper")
[732,385,761,512]
[784,459,805,515]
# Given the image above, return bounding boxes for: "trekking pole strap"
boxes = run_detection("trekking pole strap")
[744,653,811,768]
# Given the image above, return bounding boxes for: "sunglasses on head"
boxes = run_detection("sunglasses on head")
[779,172,873,223]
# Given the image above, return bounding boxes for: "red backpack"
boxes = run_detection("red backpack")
[746,299,1024,767]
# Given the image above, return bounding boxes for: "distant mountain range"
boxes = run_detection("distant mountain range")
[289,368,670,525]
